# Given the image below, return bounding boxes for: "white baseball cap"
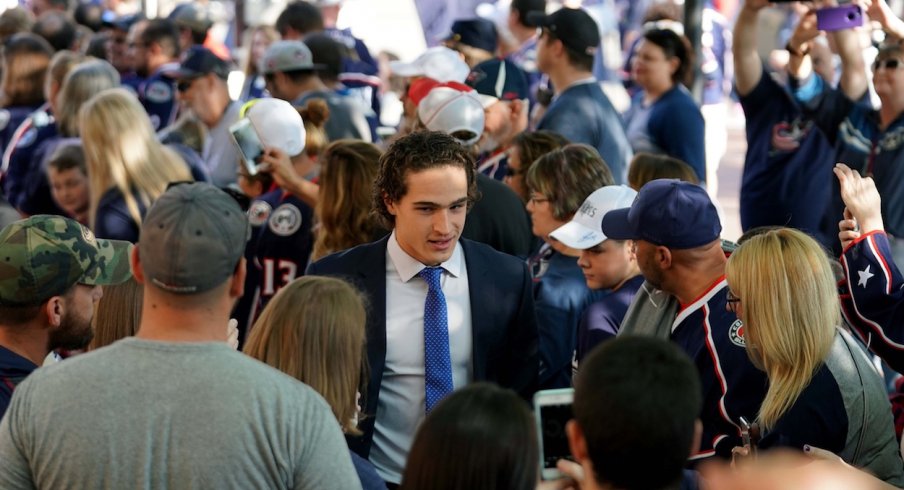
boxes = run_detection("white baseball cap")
[245,98,306,157]
[390,46,470,82]
[418,86,485,146]
[550,185,638,249]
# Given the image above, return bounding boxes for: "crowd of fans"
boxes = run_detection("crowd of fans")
[3,0,904,488]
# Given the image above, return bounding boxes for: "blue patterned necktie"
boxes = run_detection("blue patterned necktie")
[418,266,453,412]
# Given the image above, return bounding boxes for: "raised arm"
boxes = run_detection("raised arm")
[733,0,772,96]
[868,0,904,40]
[831,9,869,101]
[786,9,821,83]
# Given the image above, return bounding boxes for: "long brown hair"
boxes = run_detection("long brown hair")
[312,140,383,260]
[243,276,368,434]
[88,278,143,350]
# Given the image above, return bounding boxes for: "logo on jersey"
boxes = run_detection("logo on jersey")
[248,200,272,227]
[770,118,812,153]
[268,203,302,236]
[729,319,746,347]
[145,80,173,104]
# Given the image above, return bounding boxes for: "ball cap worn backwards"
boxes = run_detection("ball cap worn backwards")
[0,215,133,306]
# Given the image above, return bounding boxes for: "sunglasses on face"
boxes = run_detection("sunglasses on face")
[176,78,200,92]
[505,166,523,177]
[873,58,904,71]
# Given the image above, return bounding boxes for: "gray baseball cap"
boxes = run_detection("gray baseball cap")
[138,183,249,294]
[259,40,324,75]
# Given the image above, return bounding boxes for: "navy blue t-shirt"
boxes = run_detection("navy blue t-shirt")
[0,104,40,152]
[0,345,38,420]
[573,274,644,371]
[739,68,835,248]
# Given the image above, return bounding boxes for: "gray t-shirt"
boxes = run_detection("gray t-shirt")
[0,338,361,490]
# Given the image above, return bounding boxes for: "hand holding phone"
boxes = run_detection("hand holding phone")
[534,388,575,480]
[816,5,864,31]
[229,118,265,176]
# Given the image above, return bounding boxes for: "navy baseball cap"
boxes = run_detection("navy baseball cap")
[466,58,529,107]
[445,18,498,53]
[164,46,231,80]
[526,8,600,56]
[601,179,721,249]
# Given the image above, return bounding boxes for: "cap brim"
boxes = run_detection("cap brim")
[524,11,551,28]
[81,239,134,286]
[549,221,605,250]
[600,207,638,241]
[162,68,201,80]
[389,60,423,77]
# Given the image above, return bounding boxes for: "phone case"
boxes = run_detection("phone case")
[816,5,863,32]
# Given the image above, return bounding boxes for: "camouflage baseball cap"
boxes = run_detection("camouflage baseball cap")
[0,216,133,306]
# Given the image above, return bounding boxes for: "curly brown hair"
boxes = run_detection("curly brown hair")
[372,131,479,229]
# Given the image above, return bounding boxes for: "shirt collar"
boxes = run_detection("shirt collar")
[387,230,463,282]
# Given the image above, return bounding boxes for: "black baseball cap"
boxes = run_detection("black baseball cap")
[164,46,231,80]
[445,19,498,53]
[526,7,600,56]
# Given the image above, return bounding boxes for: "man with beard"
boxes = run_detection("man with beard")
[128,18,181,131]
[466,58,531,181]
[600,179,768,461]
[0,215,132,418]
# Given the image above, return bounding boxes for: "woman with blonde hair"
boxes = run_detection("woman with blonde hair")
[80,88,193,241]
[239,25,279,102]
[725,228,904,485]
[311,140,386,261]
[243,276,384,490]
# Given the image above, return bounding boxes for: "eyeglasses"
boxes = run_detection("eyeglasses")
[873,58,904,71]
[505,166,523,177]
[726,290,741,313]
[528,194,549,205]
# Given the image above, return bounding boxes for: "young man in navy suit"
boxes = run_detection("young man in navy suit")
[307,130,539,486]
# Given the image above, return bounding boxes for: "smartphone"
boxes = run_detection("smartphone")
[534,388,575,480]
[816,5,863,32]
[739,416,758,459]
[229,118,264,176]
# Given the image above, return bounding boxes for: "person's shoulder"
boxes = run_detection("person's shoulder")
[309,236,388,272]
[460,238,525,270]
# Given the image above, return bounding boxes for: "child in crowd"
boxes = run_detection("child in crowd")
[46,142,90,225]
[549,185,644,374]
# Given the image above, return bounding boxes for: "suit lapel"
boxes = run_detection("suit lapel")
[462,239,491,381]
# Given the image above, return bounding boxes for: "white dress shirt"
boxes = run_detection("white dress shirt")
[370,231,473,483]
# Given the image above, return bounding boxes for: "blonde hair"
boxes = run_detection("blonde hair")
[312,140,383,260]
[725,228,838,429]
[242,25,279,76]
[55,59,120,137]
[80,88,193,230]
[243,276,367,434]
[88,278,143,350]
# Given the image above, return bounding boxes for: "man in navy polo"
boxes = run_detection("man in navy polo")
[601,179,768,461]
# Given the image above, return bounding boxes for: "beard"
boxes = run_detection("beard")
[49,305,95,352]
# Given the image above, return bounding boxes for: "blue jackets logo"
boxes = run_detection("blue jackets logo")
[729,319,746,347]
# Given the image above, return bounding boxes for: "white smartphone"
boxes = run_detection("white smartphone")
[229,118,264,176]
[534,388,575,480]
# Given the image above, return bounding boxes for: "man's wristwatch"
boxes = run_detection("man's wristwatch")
[786,41,810,57]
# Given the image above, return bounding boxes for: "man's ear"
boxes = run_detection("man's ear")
[690,419,703,456]
[656,245,673,269]
[43,296,64,328]
[130,245,145,285]
[229,257,247,299]
[566,419,588,463]
[384,193,398,216]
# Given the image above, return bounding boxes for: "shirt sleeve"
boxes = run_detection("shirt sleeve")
[648,95,706,182]
[292,390,363,490]
[840,231,904,374]
[0,381,37,489]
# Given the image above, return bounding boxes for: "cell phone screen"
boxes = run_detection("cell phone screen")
[540,403,574,468]
[230,119,264,175]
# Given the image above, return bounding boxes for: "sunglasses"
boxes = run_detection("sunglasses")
[873,58,904,71]
[505,166,523,177]
[725,290,741,314]
[176,78,199,92]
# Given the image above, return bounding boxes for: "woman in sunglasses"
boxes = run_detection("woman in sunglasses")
[724,227,904,485]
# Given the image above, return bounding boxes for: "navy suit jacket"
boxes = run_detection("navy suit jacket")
[306,236,540,458]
